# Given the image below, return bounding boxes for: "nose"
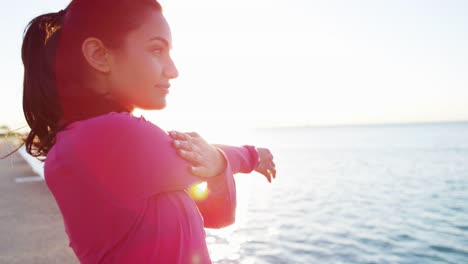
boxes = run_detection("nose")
[164,56,179,79]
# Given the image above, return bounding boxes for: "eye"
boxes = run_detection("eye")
[152,47,163,55]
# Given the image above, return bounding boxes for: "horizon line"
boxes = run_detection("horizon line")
[2,118,468,131]
[253,119,468,129]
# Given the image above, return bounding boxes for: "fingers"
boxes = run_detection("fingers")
[263,165,275,178]
[169,130,201,139]
[263,150,276,177]
[255,147,277,182]
[186,132,200,138]
[265,170,271,183]
[269,167,277,179]
[169,130,185,140]
[254,165,276,183]
[265,168,276,182]
[171,131,203,163]
[173,139,193,151]
[177,149,203,165]
[189,166,214,178]
[170,131,198,152]
[172,131,207,145]
[189,166,203,177]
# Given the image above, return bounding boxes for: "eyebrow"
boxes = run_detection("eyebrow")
[148,36,171,49]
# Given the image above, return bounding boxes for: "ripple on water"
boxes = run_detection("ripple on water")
[430,245,468,259]
[455,225,468,231]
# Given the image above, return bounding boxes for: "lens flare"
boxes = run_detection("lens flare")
[188,181,208,200]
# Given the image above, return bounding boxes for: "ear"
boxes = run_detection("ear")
[81,37,110,73]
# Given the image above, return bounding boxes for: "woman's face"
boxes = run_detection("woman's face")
[106,10,178,110]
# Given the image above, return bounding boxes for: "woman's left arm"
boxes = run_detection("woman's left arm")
[169,131,276,181]
[168,131,276,228]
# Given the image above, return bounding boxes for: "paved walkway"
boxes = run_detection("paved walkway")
[0,140,78,264]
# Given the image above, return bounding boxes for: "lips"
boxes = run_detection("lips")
[156,84,170,89]
[156,84,170,94]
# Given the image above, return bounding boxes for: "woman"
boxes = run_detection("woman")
[20,0,276,263]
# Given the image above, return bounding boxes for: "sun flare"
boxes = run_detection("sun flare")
[188,181,208,200]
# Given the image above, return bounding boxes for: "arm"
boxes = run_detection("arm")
[169,131,276,228]
[85,114,204,202]
[214,144,277,182]
[168,132,246,228]
[169,131,275,181]
[193,145,273,228]
[188,148,237,228]
[213,144,259,174]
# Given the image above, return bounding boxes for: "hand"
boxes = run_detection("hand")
[169,130,226,178]
[254,147,276,183]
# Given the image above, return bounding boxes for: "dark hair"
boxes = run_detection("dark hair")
[18,0,162,159]
[21,11,64,159]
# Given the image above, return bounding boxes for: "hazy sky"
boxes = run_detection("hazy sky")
[1,0,467,131]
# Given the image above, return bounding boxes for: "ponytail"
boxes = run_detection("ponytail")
[21,11,65,158]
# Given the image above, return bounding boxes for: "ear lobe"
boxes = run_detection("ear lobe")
[81,37,110,73]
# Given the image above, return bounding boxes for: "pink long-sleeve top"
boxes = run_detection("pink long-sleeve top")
[44,112,258,264]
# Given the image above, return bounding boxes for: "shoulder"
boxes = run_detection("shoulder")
[77,112,167,139]
[86,112,158,130]
[61,112,171,153]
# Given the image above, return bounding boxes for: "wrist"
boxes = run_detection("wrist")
[214,147,227,176]
[243,145,260,171]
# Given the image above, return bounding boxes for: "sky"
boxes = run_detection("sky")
[1,0,467,132]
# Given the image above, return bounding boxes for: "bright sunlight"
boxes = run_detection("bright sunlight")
[188,181,208,201]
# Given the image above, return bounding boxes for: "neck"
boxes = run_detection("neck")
[58,82,131,127]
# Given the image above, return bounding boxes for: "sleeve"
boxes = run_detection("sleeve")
[188,145,258,228]
[81,113,203,202]
[214,144,259,174]
[188,150,236,228]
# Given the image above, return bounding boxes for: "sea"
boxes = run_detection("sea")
[203,122,468,264]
